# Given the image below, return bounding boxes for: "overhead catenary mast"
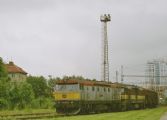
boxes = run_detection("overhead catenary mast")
[100,14,111,82]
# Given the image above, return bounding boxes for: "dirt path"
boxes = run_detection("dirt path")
[160,112,167,120]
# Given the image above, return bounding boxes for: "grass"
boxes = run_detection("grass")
[44,106,167,120]
[0,109,56,120]
[0,106,166,120]
[0,108,55,115]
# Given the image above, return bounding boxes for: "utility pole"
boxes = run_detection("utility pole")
[116,70,118,83]
[100,14,111,82]
[121,65,124,83]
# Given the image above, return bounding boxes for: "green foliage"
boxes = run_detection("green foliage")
[26,76,50,98]
[9,82,34,109]
[0,58,54,110]
[0,57,7,79]
[0,58,10,110]
[0,80,10,98]
[62,75,85,80]
[31,97,54,109]
[61,75,97,81]
[0,57,97,111]
[48,77,60,88]
[48,77,61,93]
[0,108,55,115]
[26,76,54,109]
[0,98,8,109]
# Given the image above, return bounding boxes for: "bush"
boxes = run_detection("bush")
[41,98,54,109]
[9,82,35,109]
[31,97,54,109]
[0,98,8,110]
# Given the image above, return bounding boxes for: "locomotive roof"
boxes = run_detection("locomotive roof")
[56,79,128,87]
[56,79,111,87]
[56,79,157,93]
[56,79,133,87]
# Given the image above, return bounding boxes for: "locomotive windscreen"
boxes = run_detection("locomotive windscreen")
[54,84,79,91]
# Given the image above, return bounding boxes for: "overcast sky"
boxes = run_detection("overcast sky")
[0,0,167,81]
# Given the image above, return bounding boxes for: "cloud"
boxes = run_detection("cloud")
[0,0,167,81]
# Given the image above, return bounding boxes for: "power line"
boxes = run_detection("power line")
[123,75,167,78]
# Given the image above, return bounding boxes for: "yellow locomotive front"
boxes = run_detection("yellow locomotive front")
[53,81,81,114]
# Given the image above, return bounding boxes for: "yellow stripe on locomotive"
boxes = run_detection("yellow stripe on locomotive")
[137,95,145,100]
[53,92,80,100]
[121,95,129,99]
[130,95,136,100]
[121,95,145,100]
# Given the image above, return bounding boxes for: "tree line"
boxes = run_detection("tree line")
[0,58,96,110]
[0,58,55,110]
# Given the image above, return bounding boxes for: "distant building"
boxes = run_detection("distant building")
[6,61,27,82]
[145,59,167,101]
[146,59,167,88]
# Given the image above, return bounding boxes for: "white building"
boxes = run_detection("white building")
[146,59,167,87]
[6,61,27,82]
[145,59,167,100]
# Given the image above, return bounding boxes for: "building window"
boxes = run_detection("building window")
[12,74,15,77]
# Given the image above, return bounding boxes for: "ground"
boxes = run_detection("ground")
[160,111,167,120]
[43,106,167,120]
[0,106,166,120]
[0,109,55,115]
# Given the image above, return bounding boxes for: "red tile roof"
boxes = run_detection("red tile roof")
[6,61,27,75]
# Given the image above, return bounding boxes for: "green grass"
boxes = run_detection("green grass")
[0,107,166,120]
[46,107,167,120]
[0,108,55,115]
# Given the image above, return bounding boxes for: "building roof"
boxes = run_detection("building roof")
[6,61,27,75]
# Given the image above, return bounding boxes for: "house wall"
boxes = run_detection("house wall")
[8,73,26,82]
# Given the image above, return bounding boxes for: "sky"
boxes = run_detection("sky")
[0,0,167,82]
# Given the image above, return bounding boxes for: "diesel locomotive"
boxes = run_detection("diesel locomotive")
[53,79,158,115]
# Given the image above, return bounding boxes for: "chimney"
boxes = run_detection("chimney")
[9,61,14,65]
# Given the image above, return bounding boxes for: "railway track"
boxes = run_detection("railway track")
[0,112,64,120]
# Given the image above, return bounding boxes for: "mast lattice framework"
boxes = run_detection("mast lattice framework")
[100,14,111,82]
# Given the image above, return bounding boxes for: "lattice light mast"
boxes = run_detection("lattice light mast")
[100,14,111,82]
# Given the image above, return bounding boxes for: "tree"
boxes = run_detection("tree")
[26,76,50,98]
[0,81,10,109]
[48,77,60,89]
[26,76,54,108]
[0,57,8,81]
[62,75,84,80]
[0,57,10,109]
[9,82,34,109]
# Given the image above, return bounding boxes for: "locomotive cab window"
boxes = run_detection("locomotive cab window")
[80,85,84,90]
[92,86,95,91]
[108,88,110,92]
[55,84,79,91]
[97,87,99,91]
[104,87,106,92]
